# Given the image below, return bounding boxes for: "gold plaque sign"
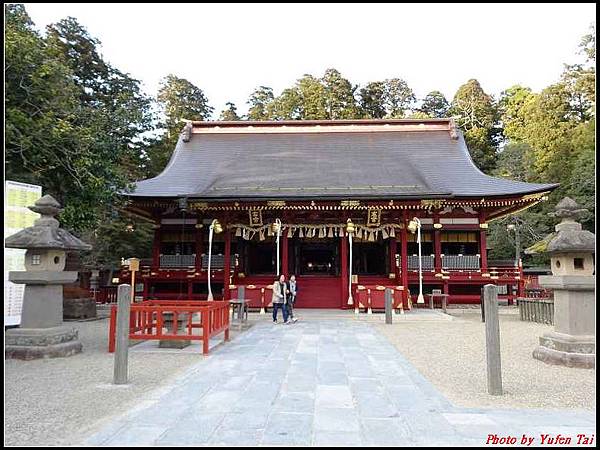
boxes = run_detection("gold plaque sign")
[367,208,381,227]
[249,209,263,226]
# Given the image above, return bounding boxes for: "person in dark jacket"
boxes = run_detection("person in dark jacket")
[287,274,298,323]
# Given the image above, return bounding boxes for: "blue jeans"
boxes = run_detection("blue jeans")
[272,302,288,322]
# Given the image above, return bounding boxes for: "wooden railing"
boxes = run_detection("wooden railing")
[108,300,230,354]
[518,297,554,325]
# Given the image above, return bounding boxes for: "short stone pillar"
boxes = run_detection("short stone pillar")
[4,195,92,360]
[159,312,191,349]
[530,198,595,368]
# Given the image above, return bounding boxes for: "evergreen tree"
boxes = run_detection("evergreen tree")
[358,82,386,118]
[247,86,275,120]
[419,91,450,118]
[220,102,241,120]
[450,79,500,173]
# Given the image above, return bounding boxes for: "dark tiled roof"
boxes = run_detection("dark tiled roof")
[127,121,557,200]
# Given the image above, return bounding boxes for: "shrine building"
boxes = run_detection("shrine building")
[119,119,558,309]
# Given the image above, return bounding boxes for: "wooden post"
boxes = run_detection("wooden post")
[282,232,289,278]
[479,211,488,272]
[113,284,131,385]
[385,288,393,324]
[152,226,161,268]
[340,233,348,309]
[400,214,409,306]
[195,224,203,272]
[483,284,502,396]
[223,229,231,300]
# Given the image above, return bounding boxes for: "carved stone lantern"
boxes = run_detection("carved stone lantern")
[529,198,595,368]
[5,195,92,360]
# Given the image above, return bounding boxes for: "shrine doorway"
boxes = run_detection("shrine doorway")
[289,237,341,308]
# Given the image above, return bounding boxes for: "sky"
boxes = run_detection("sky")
[24,3,595,119]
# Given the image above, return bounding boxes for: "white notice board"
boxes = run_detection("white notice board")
[4,181,42,326]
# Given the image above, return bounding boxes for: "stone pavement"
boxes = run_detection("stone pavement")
[85,319,595,446]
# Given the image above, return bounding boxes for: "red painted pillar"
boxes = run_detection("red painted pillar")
[340,232,348,309]
[389,237,397,280]
[223,229,231,300]
[434,229,442,274]
[400,217,409,305]
[195,224,203,272]
[282,231,289,278]
[479,211,488,273]
[152,225,161,269]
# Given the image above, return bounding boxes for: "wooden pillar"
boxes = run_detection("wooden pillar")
[479,210,488,272]
[152,225,161,268]
[282,232,289,277]
[223,229,231,300]
[195,223,203,272]
[434,229,442,273]
[389,237,397,280]
[340,232,348,309]
[400,212,409,305]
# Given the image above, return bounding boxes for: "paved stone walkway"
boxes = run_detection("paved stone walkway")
[86,320,595,446]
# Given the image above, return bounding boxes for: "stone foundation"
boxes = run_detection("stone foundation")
[5,326,83,360]
[533,332,595,369]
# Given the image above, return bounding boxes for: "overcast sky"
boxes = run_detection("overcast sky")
[24,3,595,118]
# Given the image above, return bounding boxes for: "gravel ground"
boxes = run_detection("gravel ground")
[376,307,596,410]
[4,317,250,446]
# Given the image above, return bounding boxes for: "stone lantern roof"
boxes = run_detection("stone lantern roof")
[525,197,594,255]
[4,195,91,251]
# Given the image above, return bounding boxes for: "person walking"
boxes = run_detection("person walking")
[288,274,299,323]
[272,274,289,324]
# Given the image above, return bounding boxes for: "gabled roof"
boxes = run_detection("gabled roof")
[127,119,557,200]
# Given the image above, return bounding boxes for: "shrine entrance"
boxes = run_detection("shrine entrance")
[289,237,342,308]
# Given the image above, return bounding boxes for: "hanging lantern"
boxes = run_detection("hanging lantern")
[389,227,396,238]
[407,219,419,234]
[211,219,223,234]
[299,228,304,238]
[346,218,356,234]
[319,227,326,238]
[356,229,362,239]
[259,229,266,241]
[235,227,242,237]
[271,221,281,235]
[327,227,334,238]
[287,227,293,238]
[368,231,375,242]
[382,228,389,239]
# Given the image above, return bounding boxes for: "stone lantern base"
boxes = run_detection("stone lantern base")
[5,326,82,360]
[533,331,595,369]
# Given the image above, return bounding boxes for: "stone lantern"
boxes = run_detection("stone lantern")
[5,195,92,360]
[529,197,595,368]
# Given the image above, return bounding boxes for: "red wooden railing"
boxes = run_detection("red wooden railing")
[353,285,407,312]
[108,300,230,355]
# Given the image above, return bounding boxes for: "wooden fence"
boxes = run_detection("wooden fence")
[518,297,554,325]
[108,300,230,354]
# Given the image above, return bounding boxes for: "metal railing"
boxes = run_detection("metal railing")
[159,254,196,267]
[406,255,435,270]
[442,254,480,270]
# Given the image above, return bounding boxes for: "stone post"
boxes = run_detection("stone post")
[483,284,503,395]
